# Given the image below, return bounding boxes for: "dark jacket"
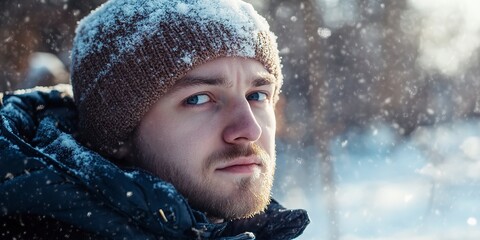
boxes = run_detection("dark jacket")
[0,85,309,239]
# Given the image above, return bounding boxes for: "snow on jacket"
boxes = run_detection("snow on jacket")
[0,85,309,239]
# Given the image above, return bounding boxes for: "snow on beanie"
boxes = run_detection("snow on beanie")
[70,0,282,156]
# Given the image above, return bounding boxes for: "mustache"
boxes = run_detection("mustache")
[206,143,270,168]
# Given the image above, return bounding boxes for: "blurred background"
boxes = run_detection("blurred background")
[2,0,480,239]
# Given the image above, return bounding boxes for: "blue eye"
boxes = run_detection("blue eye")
[185,94,211,105]
[247,92,268,101]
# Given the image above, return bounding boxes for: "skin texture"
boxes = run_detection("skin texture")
[132,57,277,220]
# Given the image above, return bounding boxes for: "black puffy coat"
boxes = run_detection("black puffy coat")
[0,85,309,239]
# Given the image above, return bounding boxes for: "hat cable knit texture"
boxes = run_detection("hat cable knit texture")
[70,0,282,156]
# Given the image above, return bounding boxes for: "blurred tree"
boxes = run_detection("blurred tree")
[302,1,340,239]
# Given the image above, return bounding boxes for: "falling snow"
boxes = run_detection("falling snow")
[2,0,480,239]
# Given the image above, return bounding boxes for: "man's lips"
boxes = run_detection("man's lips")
[215,156,262,174]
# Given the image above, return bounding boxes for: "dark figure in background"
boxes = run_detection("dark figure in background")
[15,52,70,89]
[0,0,309,239]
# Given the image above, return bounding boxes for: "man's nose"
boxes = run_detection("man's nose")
[222,100,262,145]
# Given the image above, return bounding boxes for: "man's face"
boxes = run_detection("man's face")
[133,57,277,220]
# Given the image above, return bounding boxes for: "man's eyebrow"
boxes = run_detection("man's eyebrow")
[252,74,276,87]
[170,76,231,92]
[170,73,276,93]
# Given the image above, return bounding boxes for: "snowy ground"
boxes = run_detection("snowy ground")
[273,120,480,240]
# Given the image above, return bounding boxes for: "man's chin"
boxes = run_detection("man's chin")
[194,184,272,220]
[198,195,270,221]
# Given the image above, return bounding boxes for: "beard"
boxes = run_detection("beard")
[134,141,275,220]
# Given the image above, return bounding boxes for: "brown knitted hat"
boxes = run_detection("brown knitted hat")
[70,0,282,157]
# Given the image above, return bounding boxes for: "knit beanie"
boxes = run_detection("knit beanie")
[70,0,282,157]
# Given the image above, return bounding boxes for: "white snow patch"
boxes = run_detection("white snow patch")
[180,52,193,65]
[176,2,189,14]
[460,136,480,160]
[467,217,477,226]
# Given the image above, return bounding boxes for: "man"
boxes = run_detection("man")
[0,0,309,239]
